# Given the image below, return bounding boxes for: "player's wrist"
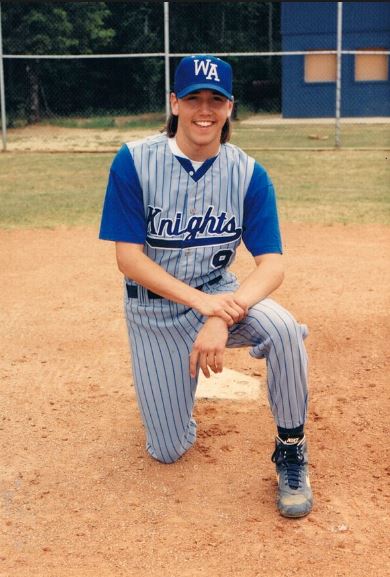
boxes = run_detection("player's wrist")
[204,315,229,327]
[188,287,206,312]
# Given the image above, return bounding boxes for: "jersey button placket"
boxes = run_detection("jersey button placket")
[179,182,197,280]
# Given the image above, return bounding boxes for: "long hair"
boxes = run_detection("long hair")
[163,114,232,144]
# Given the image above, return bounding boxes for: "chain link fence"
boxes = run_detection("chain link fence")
[1,2,389,151]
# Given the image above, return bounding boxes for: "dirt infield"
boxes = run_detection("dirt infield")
[5,124,155,152]
[1,223,389,577]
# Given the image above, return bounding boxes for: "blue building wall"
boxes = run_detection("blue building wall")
[281,2,390,117]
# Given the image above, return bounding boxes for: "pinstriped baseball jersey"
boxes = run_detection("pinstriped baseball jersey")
[99,132,308,464]
[99,133,282,286]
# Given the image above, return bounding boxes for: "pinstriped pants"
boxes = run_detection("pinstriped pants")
[125,274,309,464]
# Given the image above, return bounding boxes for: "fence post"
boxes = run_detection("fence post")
[164,2,170,121]
[267,2,273,72]
[0,2,7,151]
[335,2,343,148]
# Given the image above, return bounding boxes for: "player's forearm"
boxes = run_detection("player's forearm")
[116,243,247,324]
[116,244,204,308]
[234,253,284,309]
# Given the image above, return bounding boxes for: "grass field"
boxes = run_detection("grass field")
[0,123,389,228]
[234,123,390,149]
[44,112,167,131]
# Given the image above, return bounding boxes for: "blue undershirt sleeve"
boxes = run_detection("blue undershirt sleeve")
[242,161,283,256]
[99,144,146,243]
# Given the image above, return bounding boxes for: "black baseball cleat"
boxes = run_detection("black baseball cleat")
[271,436,313,518]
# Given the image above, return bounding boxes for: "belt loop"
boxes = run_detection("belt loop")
[126,284,137,299]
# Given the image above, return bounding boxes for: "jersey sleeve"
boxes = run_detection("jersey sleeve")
[242,161,283,256]
[99,144,146,243]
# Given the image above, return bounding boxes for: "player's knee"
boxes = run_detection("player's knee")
[147,444,189,464]
[269,313,307,354]
[251,307,307,360]
[146,436,192,465]
[273,313,297,337]
[145,419,197,464]
[160,453,183,465]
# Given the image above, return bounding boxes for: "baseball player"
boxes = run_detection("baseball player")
[99,54,313,518]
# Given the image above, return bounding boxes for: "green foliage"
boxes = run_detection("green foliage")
[169,2,278,53]
[2,2,281,123]
[3,2,116,123]
[2,2,114,54]
[107,3,163,52]
[66,3,115,54]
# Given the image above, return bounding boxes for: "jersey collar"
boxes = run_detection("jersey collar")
[168,137,219,182]
[174,155,218,182]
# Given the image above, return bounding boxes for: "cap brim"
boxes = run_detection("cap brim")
[176,83,233,101]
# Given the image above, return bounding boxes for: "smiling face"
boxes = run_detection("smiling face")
[170,90,233,161]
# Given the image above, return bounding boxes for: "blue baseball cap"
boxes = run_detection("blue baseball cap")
[174,54,233,101]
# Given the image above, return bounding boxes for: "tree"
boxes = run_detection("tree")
[2,2,114,122]
[1,2,281,121]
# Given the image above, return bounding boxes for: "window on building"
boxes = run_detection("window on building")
[355,49,389,82]
[305,53,337,83]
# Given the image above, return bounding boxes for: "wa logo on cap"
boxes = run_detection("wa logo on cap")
[174,54,233,100]
[194,59,220,82]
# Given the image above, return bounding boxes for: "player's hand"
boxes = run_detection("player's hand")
[190,317,229,378]
[195,292,248,326]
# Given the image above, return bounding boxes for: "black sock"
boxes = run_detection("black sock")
[277,425,304,442]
